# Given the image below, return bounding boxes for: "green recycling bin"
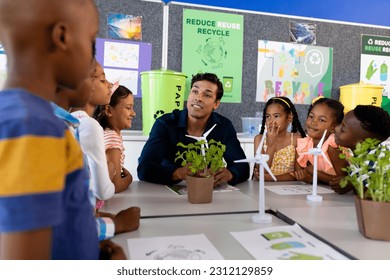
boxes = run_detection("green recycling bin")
[140,69,187,135]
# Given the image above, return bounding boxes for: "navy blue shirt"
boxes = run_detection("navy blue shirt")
[137,108,250,186]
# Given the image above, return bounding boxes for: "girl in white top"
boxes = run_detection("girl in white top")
[71,62,116,201]
[72,62,140,236]
[93,85,135,193]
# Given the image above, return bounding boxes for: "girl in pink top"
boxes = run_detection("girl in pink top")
[293,97,348,185]
[94,85,136,193]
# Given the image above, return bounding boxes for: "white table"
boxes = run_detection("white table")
[112,213,289,259]
[104,180,387,260]
[277,206,390,260]
[238,180,355,211]
[101,181,262,217]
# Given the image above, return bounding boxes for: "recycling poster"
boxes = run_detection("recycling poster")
[256,40,333,105]
[182,9,244,103]
[360,34,390,113]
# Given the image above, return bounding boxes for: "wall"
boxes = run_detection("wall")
[95,0,390,132]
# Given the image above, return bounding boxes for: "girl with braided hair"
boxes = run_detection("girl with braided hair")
[253,96,306,181]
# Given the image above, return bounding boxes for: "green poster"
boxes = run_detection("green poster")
[182,9,244,103]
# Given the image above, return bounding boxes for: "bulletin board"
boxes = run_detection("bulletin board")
[95,38,152,98]
[96,0,390,132]
[166,2,390,132]
[95,0,164,129]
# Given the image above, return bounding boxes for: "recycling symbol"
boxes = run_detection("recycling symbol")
[153,110,165,119]
[368,39,373,45]
[309,52,321,65]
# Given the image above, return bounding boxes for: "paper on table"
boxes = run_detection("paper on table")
[166,183,239,195]
[127,233,224,260]
[265,185,334,195]
[230,223,349,260]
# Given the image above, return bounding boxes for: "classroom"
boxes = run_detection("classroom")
[1,0,390,268]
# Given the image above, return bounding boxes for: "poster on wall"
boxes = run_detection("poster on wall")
[289,21,316,45]
[0,43,7,90]
[360,34,390,113]
[182,9,244,103]
[95,38,152,98]
[360,35,390,96]
[256,40,333,105]
[107,13,142,40]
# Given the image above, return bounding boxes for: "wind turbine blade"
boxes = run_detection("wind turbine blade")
[320,151,333,167]
[256,129,267,156]
[234,158,257,163]
[317,130,327,148]
[203,124,217,138]
[185,135,202,141]
[260,159,277,181]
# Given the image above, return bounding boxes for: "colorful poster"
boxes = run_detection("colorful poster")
[107,13,142,40]
[95,38,152,98]
[182,9,244,103]
[360,34,390,113]
[256,40,333,105]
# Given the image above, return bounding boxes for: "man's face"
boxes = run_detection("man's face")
[186,80,220,120]
[334,111,367,150]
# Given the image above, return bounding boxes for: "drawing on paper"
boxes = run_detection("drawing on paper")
[127,234,224,260]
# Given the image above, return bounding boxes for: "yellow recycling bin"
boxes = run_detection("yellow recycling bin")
[339,82,383,113]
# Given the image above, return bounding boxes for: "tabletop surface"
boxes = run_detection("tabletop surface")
[113,213,290,260]
[101,181,262,217]
[276,206,390,260]
[107,179,386,260]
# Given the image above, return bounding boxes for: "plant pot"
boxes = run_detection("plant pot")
[354,196,390,241]
[186,175,214,204]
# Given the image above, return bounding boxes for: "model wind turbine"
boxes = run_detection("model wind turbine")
[235,128,277,223]
[185,124,217,157]
[304,129,331,202]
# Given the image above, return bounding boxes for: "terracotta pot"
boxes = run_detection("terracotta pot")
[354,196,390,241]
[186,175,214,204]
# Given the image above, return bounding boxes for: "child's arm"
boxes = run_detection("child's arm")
[290,166,313,183]
[1,228,52,259]
[304,146,348,186]
[106,148,131,193]
[264,123,280,169]
[253,133,277,180]
[252,135,262,180]
[329,175,354,194]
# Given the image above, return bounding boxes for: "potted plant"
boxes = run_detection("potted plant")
[175,139,226,203]
[340,138,390,240]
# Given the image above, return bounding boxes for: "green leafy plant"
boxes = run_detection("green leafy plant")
[340,138,390,202]
[175,139,226,178]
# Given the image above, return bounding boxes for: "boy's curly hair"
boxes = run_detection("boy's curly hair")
[354,105,390,142]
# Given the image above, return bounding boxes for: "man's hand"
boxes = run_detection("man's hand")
[213,168,233,186]
[172,166,190,181]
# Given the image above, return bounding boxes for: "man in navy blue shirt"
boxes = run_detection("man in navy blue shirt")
[138,73,249,186]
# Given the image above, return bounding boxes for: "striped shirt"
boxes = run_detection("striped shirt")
[0,89,98,259]
[53,104,115,241]
[104,128,125,169]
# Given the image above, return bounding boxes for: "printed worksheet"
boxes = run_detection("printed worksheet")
[265,185,334,195]
[127,234,224,260]
[230,224,349,260]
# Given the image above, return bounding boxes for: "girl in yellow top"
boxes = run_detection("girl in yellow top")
[253,97,306,181]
